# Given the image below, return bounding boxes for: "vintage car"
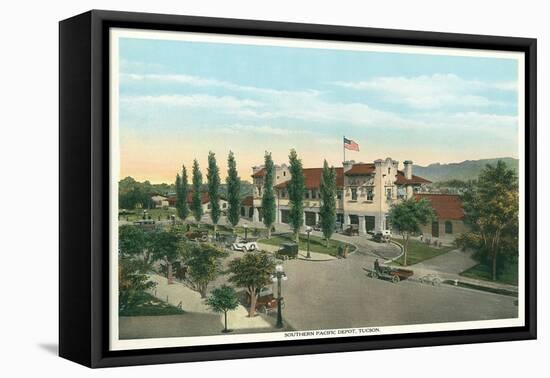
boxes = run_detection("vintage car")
[184,229,209,242]
[372,230,392,243]
[275,242,299,260]
[342,224,359,236]
[231,238,259,252]
[255,287,284,314]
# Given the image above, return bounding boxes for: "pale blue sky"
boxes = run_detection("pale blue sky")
[118,37,519,183]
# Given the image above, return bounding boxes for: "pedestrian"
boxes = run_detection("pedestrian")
[374,258,380,272]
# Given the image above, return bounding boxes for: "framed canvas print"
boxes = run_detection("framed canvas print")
[59,10,537,368]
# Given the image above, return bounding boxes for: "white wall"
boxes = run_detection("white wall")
[0,0,546,376]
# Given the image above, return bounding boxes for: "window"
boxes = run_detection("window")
[222,203,227,209]
[305,191,310,199]
[351,188,357,201]
[366,188,374,201]
[386,188,392,199]
[337,190,342,200]
[388,167,391,175]
[207,204,211,209]
[283,171,286,176]
[445,221,453,234]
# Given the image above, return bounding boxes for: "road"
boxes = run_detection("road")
[278,243,517,331]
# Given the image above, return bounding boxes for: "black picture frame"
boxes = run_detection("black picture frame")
[59,9,537,368]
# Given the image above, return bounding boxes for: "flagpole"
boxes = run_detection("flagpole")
[343,136,345,164]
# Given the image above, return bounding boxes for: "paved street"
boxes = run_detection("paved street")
[279,248,517,331]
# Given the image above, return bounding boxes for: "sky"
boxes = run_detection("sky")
[117,36,519,184]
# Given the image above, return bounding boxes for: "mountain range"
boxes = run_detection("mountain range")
[413,157,519,182]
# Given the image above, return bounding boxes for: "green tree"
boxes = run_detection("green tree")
[459,161,519,281]
[207,152,221,233]
[182,243,227,298]
[261,152,276,238]
[191,159,203,224]
[228,252,275,317]
[319,160,337,247]
[118,256,157,313]
[287,149,305,242]
[149,228,182,283]
[226,151,241,228]
[119,225,146,258]
[176,165,189,220]
[206,285,240,333]
[387,198,435,266]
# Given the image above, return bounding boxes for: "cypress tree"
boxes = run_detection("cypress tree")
[207,152,221,233]
[181,165,189,219]
[261,152,276,238]
[226,151,241,229]
[191,159,203,224]
[319,160,337,247]
[176,165,189,220]
[288,149,305,242]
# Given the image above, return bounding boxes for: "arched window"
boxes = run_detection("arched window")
[445,221,453,234]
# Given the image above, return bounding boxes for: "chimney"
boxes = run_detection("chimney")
[403,160,413,180]
[343,160,355,172]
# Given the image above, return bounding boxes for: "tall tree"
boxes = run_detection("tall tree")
[207,152,221,233]
[261,152,276,238]
[176,165,189,220]
[182,243,227,298]
[387,198,435,266]
[226,151,241,228]
[319,160,337,247]
[287,149,305,242]
[228,252,275,317]
[149,229,182,284]
[191,159,203,224]
[206,285,240,333]
[459,161,519,281]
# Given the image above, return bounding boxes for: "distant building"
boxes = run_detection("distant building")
[167,192,228,214]
[240,195,254,219]
[247,157,431,234]
[414,193,468,242]
[151,195,169,208]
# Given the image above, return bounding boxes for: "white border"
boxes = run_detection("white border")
[109,28,526,351]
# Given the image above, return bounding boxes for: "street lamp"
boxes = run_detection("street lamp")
[243,223,248,241]
[305,226,312,259]
[271,264,288,329]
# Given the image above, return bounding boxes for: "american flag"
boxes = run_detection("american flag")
[344,137,360,151]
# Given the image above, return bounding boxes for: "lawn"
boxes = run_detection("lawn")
[258,233,354,256]
[119,291,185,317]
[460,261,518,286]
[391,238,454,266]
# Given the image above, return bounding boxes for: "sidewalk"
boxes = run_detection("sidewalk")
[148,274,272,330]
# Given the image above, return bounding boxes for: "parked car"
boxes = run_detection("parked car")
[231,238,259,252]
[372,230,392,243]
[255,287,284,314]
[184,230,209,242]
[342,224,359,236]
[276,242,299,260]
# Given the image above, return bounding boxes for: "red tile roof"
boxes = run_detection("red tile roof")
[274,167,345,190]
[414,194,464,220]
[185,191,210,205]
[251,168,266,178]
[241,195,254,206]
[396,171,432,185]
[344,163,375,176]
